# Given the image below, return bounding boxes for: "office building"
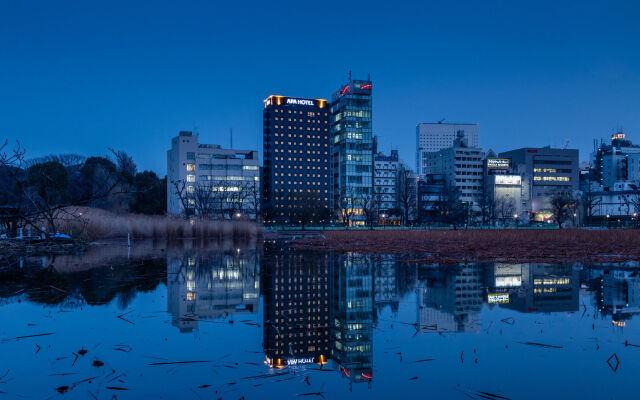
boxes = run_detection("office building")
[417,174,445,223]
[422,131,485,211]
[416,122,479,178]
[373,150,402,224]
[499,146,579,220]
[167,131,260,217]
[331,75,374,225]
[592,132,640,189]
[483,152,528,223]
[262,96,332,223]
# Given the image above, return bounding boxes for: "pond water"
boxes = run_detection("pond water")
[1,240,639,399]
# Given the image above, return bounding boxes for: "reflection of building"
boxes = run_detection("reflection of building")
[331,254,374,385]
[502,264,579,313]
[417,265,483,332]
[374,255,399,313]
[596,270,640,325]
[167,251,260,332]
[263,253,331,368]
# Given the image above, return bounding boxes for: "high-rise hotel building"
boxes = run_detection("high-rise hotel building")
[331,76,373,225]
[262,95,331,222]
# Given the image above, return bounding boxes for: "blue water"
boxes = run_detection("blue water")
[0,243,639,399]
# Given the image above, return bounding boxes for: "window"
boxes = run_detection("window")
[186,174,195,182]
[186,152,195,160]
[186,163,196,172]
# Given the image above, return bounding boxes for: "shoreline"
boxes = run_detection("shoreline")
[288,229,640,264]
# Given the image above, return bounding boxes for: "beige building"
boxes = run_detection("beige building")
[167,131,260,217]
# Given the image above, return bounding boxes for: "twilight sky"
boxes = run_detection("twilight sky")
[1,0,639,174]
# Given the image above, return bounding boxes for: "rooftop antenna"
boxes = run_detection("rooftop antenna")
[348,69,352,81]
[230,128,233,148]
[193,122,200,135]
[367,72,371,80]
[438,118,446,124]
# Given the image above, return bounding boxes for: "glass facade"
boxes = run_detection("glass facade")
[331,78,373,224]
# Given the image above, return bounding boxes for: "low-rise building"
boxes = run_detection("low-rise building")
[167,131,260,217]
[374,150,401,224]
[499,146,579,221]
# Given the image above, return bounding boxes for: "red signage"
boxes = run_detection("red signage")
[340,85,350,95]
[360,84,372,90]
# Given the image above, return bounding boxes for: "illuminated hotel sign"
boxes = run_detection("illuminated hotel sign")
[488,293,510,304]
[286,98,315,106]
[495,175,521,185]
[487,158,510,169]
[264,95,327,109]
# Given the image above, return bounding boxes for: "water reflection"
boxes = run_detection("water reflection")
[167,249,260,332]
[2,244,640,398]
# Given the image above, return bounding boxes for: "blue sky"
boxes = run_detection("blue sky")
[1,0,639,174]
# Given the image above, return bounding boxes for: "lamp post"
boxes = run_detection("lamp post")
[514,214,519,229]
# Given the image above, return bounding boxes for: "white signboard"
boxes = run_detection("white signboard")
[495,175,521,185]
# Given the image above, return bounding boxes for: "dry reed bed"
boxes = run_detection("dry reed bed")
[291,229,640,263]
[52,207,259,241]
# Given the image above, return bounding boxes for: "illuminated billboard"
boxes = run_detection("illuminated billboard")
[487,293,510,304]
[495,175,521,185]
[264,95,327,109]
[487,158,510,169]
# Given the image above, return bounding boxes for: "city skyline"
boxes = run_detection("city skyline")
[2,1,639,174]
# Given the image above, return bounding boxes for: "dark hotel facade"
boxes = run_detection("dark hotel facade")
[263,95,332,222]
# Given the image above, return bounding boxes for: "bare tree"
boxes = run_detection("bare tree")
[396,166,416,226]
[550,191,577,229]
[0,140,124,236]
[362,194,378,230]
[170,179,195,218]
[337,189,356,228]
[494,196,516,226]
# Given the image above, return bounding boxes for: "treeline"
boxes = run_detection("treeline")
[0,141,166,234]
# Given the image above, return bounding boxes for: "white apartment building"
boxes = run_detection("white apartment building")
[422,132,485,210]
[416,122,479,178]
[167,131,260,217]
[374,150,401,213]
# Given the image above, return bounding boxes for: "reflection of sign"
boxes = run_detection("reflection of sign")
[488,158,510,169]
[495,175,521,185]
[488,293,510,304]
[495,276,522,288]
[286,357,315,366]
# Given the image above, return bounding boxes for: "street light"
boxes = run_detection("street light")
[514,214,519,229]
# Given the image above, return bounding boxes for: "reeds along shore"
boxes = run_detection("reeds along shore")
[50,207,259,241]
[292,229,640,263]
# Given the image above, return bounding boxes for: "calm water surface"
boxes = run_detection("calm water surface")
[1,240,639,399]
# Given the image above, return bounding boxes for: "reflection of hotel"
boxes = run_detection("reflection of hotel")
[167,251,260,332]
[262,254,331,369]
[332,254,374,385]
[417,265,483,332]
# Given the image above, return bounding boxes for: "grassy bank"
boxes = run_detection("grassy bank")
[51,207,259,241]
[290,229,640,263]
